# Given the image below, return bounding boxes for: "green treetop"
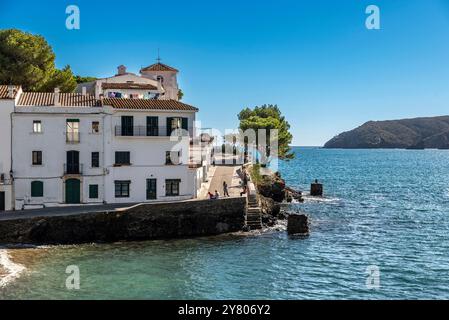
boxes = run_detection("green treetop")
[238,104,294,161]
[0,29,77,92]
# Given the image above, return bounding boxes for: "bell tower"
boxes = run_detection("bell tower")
[140,55,180,100]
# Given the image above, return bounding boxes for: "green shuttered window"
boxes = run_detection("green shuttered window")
[89,185,99,199]
[31,181,44,197]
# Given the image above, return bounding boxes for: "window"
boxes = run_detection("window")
[115,152,130,165]
[66,119,80,143]
[31,181,44,197]
[121,116,134,136]
[166,117,188,136]
[166,151,181,165]
[91,152,99,168]
[147,117,159,136]
[92,121,100,134]
[166,179,180,197]
[89,184,99,199]
[157,75,164,84]
[32,151,42,165]
[33,120,42,133]
[115,181,130,198]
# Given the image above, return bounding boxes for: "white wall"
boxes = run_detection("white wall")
[11,106,199,208]
[12,107,107,208]
[0,98,14,210]
[104,109,197,203]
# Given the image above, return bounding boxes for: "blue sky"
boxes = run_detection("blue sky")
[1,0,449,146]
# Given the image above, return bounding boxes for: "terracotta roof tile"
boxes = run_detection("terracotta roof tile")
[0,85,19,99]
[18,92,101,107]
[140,62,179,73]
[102,83,158,90]
[102,98,198,111]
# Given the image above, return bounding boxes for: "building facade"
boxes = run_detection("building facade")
[0,62,211,211]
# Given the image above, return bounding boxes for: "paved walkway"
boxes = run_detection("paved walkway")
[0,203,136,221]
[206,166,243,198]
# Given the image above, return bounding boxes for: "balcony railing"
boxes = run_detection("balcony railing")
[115,126,190,137]
[64,163,83,175]
[66,131,80,143]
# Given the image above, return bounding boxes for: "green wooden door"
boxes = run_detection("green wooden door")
[146,179,157,200]
[66,179,81,204]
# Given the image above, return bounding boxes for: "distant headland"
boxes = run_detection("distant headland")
[324,116,449,149]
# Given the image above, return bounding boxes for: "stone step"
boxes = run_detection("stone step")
[247,213,261,218]
[247,208,261,214]
[247,221,261,225]
[246,224,262,230]
[246,218,262,223]
[247,213,261,217]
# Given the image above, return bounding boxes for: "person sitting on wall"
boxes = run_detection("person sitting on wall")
[214,190,220,199]
[208,192,216,200]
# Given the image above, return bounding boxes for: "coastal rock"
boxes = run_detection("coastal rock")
[287,214,310,236]
[261,214,276,227]
[259,195,281,217]
[256,173,286,202]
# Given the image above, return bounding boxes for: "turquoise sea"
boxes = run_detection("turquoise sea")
[1,147,449,299]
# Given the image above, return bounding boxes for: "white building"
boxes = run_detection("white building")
[0,62,212,211]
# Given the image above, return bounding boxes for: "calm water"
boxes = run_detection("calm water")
[2,148,449,299]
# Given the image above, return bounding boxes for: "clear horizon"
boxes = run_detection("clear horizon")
[1,0,449,146]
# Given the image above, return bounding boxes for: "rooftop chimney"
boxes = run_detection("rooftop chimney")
[54,87,61,106]
[117,65,127,76]
[7,85,16,99]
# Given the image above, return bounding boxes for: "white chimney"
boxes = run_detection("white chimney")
[54,87,61,106]
[82,86,87,96]
[7,85,15,99]
[117,65,127,75]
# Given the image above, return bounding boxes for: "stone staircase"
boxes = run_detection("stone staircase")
[246,184,262,230]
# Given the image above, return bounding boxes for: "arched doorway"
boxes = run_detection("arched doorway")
[66,179,81,204]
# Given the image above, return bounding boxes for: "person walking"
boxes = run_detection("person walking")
[223,181,230,197]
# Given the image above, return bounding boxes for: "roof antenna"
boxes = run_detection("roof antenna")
[157,48,161,63]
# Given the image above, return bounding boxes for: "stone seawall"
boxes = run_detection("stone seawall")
[0,197,246,245]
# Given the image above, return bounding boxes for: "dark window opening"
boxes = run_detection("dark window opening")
[32,151,42,165]
[121,116,134,136]
[165,179,180,197]
[115,152,131,165]
[115,181,130,198]
[91,152,100,168]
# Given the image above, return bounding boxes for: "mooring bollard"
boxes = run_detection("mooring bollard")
[310,180,323,196]
[287,214,310,236]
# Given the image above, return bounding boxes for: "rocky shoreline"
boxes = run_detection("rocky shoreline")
[248,165,304,229]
